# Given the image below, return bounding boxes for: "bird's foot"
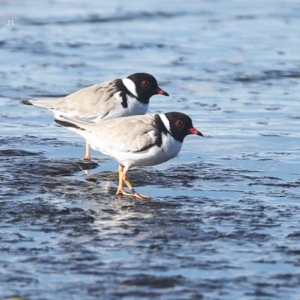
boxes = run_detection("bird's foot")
[132,192,150,200]
[130,188,150,200]
[84,157,91,161]
[116,188,150,200]
[116,188,133,197]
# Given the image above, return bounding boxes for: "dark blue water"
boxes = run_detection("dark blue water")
[1,1,300,299]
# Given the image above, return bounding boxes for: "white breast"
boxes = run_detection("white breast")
[101,92,148,121]
[93,133,182,169]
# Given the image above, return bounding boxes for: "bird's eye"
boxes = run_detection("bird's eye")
[141,80,150,86]
[175,120,184,127]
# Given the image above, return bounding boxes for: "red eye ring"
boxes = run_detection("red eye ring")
[176,120,184,127]
[141,80,150,86]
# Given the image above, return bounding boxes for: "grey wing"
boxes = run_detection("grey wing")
[86,115,159,153]
[26,80,119,121]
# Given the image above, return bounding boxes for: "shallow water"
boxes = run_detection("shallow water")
[1,0,300,299]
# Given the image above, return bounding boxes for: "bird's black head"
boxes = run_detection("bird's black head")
[164,112,203,143]
[127,73,169,104]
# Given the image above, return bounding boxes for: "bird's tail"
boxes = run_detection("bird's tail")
[54,119,85,131]
[20,98,64,109]
[20,100,33,106]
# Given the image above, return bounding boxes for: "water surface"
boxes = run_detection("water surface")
[1,1,300,299]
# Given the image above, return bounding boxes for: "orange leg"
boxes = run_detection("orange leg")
[116,164,150,200]
[84,142,91,161]
[116,164,132,196]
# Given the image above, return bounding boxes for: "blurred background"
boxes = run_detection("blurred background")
[1,1,300,299]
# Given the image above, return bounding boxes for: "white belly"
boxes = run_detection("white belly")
[93,134,182,169]
[101,93,148,121]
